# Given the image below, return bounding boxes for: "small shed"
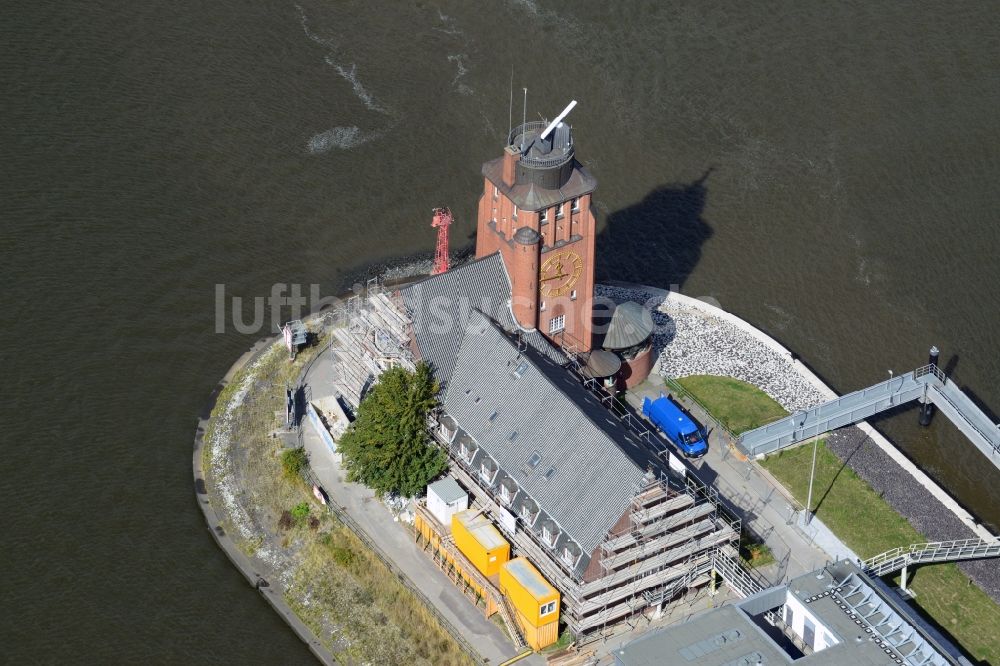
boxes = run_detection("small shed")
[282,320,308,359]
[426,477,468,526]
[451,509,510,577]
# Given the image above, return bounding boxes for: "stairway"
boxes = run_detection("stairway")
[497,593,528,652]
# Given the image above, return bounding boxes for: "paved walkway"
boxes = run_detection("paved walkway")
[300,353,537,665]
[626,374,858,585]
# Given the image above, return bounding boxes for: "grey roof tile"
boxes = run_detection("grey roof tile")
[445,311,646,555]
[399,252,564,391]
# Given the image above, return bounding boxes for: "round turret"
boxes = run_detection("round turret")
[508,121,576,190]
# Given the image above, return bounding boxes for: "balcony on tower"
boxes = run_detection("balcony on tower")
[508,120,576,190]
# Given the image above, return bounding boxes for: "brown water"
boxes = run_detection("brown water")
[3,1,998,661]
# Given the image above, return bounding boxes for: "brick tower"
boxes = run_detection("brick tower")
[475,103,597,353]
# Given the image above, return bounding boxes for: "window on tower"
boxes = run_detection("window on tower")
[493,185,499,199]
[555,203,564,219]
[549,315,565,333]
[571,197,580,212]
[540,208,548,224]
[513,204,518,219]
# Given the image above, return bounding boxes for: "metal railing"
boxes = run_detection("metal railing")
[711,547,765,598]
[913,363,946,383]
[863,537,1000,577]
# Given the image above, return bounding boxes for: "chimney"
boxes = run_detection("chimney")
[502,144,520,187]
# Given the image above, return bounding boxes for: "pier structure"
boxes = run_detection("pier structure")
[738,353,1000,470]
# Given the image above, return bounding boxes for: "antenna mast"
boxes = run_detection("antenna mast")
[521,88,527,150]
[540,100,578,140]
[508,67,514,143]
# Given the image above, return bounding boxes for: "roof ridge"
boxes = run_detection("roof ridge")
[458,309,645,477]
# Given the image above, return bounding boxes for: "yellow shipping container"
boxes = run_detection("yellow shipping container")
[499,557,560,650]
[451,510,510,577]
[415,511,498,617]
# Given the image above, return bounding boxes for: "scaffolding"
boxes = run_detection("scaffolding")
[330,281,416,408]
[428,414,738,640]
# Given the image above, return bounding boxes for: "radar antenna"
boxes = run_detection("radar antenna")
[540,100,577,140]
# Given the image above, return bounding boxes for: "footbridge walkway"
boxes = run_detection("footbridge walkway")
[862,536,1000,594]
[738,363,1000,469]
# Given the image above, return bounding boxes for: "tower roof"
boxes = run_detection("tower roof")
[600,301,655,350]
[513,226,541,245]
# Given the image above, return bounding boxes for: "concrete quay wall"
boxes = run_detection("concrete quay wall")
[192,332,337,666]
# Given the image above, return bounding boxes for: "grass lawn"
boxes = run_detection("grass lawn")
[674,375,788,434]
[762,441,1000,664]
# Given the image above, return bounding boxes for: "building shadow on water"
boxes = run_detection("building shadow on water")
[595,168,714,290]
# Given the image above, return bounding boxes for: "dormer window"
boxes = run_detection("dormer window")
[479,460,494,483]
[541,524,556,546]
[499,481,515,503]
[561,546,576,567]
[459,441,475,463]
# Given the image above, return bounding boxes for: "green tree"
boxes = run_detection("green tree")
[337,362,447,497]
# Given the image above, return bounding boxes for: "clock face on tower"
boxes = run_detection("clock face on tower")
[540,251,583,297]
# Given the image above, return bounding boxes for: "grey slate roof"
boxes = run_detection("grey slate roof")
[445,310,647,557]
[399,252,564,390]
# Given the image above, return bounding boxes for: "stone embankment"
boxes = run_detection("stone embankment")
[597,282,1000,605]
[826,427,1000,602]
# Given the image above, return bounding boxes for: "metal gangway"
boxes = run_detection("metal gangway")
[738,362,1000,468]
[863,537,1000,593]
[711,545,766,598]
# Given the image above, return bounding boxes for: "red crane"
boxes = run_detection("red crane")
[431,207,453,275]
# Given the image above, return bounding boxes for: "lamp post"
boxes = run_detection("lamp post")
[805,436,819,526]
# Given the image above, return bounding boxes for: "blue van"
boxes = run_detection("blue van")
[642,394,709,458]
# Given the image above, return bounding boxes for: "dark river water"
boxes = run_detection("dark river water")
[4,1,998,661]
